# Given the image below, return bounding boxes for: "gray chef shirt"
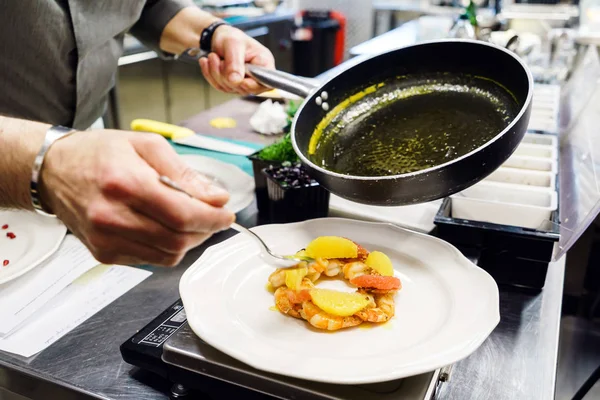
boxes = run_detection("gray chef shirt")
[0,0,194,130]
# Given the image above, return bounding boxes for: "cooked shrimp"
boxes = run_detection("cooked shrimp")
[274,280,314,319]
[355,293,395,323]
[350,275,402,292]
[342,261,371,281]
[355,242,369,260]
[300,301,363,331]
[274,287,302,318]
[307,258,328,281]
[268,269,286,288]
[269,260,324,289]
[324,259,343,277]
[338,240,369,262]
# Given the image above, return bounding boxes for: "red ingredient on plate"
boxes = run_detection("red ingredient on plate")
[6,232,15,239]
[1,224,7,230]
[3,260,8,267]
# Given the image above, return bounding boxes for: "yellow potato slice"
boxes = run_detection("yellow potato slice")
[285,266,308,291]
[365,251,394,276]
[309,288,370,317]
[305,236,358,259]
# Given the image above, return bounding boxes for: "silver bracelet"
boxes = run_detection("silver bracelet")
[30,125,76,217]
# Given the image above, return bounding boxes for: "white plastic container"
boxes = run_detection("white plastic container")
[503,154,557,173]
[514,143,557,159]
[483,167,556,189]
[521,132,557,147]
[451,182,558,229]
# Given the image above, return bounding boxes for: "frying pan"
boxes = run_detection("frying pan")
[246,39,533,206]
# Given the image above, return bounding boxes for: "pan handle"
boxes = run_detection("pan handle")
[245,64,320,98]
[175,48,320,98]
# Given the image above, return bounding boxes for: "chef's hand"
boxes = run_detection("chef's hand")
[38,130,235,267]
[199,25,275,95]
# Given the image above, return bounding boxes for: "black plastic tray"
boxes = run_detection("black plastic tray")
[433,139,561,289]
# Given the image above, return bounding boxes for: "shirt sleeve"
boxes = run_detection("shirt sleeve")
[129,0,197,58]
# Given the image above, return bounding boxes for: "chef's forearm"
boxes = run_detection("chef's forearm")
[158,6,221,55]
[0,116,49,209]
[130,0,218,57]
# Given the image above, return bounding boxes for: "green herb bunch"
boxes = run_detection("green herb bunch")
[257,133,299,163]
[256,100,302,163]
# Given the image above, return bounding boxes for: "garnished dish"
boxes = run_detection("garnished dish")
[267,236,401,331]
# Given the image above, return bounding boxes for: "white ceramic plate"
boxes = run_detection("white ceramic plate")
[180,218,500,384]
[0,210,67,285]
[181,154,254,214]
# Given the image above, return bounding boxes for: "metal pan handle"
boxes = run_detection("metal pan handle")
[245,64,320,98]
[176,47,320,98]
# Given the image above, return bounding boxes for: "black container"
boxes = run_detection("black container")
[292,11,340,77]
[262,167,330,223]
[434,196,560,289]
[247,151,283,216]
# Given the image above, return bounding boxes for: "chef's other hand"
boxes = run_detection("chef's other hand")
[199,25,275,96]
[39,131,235,267]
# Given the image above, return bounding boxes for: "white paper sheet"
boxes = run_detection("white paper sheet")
[0,236,100,336]
[0,264,152,357]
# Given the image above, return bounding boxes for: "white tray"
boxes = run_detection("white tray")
[451,182,558,230]
[514,143,557,160]
[483,167,556,190]
[521,132,557,147]
[503,154,558,173]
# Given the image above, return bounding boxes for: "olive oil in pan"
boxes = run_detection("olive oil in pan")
[310,77,518,177]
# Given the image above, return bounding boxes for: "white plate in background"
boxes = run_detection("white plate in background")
[0,211,67,285]
[181,154,255,214]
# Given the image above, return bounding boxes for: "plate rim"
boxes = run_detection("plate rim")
[179,154,254,214]
[180,217,500,384]
[0,211,68,285]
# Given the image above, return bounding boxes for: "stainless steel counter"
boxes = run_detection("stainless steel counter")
[0,198,566,399]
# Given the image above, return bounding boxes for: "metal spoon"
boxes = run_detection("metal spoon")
[158,176,312,268]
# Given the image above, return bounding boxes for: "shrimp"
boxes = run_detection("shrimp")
[339,240,369,263]
[350,274,402,292]
[269,260,324,289]
[268,269,287,288]
[355,292,395,323]
[300,301,363,331]
[342,261,371,281]
[307,258,328,281]
[274,279,314,319]
[355,242,370,260]
[323,259,343,277]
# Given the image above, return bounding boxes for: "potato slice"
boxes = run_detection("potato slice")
[285,266,308,291]
[305,236,358,259]
[365,251,394,276]
[309,288,370,317]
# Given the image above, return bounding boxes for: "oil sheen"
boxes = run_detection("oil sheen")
[309,75,519,177]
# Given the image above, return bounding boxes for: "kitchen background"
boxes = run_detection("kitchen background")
[110,2,600,397]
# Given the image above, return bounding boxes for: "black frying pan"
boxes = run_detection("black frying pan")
[247,39,533,206]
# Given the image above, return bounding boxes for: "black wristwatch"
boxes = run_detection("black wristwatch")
[200,21,229,52]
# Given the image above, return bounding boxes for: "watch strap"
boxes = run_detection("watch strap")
[199,21,229,52]
[31,125,76,217]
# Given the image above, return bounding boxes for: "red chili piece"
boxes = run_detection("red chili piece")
[3,260,8,267]
[6,232,15,239]
[1,224,7,230]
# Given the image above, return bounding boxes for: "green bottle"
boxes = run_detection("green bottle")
[464,0,478,27]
